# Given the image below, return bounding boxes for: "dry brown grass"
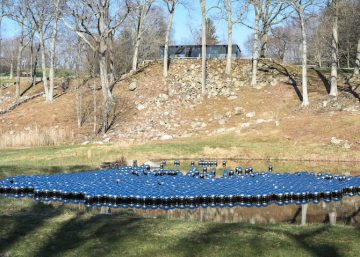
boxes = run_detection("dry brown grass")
[0,126,75,148]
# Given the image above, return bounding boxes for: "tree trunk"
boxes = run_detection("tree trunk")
[98,39,114,104]
[225,0,232,75]
[31,43,40,87]
[132,5,147,72]
[9,61,14,79]
[132,37,141,72]
[260,28,268,58]
[299,7,309,106]
[29,34,34,81]
[251,4,260,87]
[39,31,50,102]
[200,0,206,95]
[76,41,82,128]
[354,38,360,75]
[15,46,24,99]
[76,83,82,128]
[93,80,97,134]
[99,45,115,134]
[163,6,174,78]
[49,16,59,103]
[330,0,338,97]
[15,24,25,99]
[108,33,115,84]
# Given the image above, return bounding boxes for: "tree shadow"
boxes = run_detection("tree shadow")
[345,207,360,225]
[314,69,331,94]
[0,202,63,254]
[262,61,303,102]
[289,206,302,224]
[343,75,360,102]
[0,165,94,179]
[278,226,340,257]
[169,223,340,257]
[34,212,142,257]
[20,80,42,97]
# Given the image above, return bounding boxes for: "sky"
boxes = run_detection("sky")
[0,0,254,57]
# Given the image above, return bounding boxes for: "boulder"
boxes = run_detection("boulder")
[246,112,256,118]
[228,95,238,100]
[330,137,342,145]
[160,134,173,140]
[234,107,244,115]
[128,81,137,91]
[137,104,145,111]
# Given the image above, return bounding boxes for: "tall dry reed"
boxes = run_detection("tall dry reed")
[0,126,75,148]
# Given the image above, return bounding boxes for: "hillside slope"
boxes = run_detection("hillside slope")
[0,59,359,156]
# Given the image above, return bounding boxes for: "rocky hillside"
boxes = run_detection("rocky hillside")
[0,59,359,150]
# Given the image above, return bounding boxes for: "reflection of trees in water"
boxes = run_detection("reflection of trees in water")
[130,197,360,224]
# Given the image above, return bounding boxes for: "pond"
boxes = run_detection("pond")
[0,160,359,225]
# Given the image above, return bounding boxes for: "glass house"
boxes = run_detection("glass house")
[160,44,241,59]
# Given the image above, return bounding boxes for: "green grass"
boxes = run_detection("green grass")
[0,132,358,179]
[0,198,359,257]
[0,78,16,84]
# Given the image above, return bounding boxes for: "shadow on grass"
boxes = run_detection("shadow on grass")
[0,165,94,179]
[0,202,63,254]
[34,212,142,257]
[344,76,360,102]
[261,61,303,102]
[169,223,340,257]
[346,207,360,224]
[314,69,331,94]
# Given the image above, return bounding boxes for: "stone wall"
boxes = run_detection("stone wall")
[166,59,283,101]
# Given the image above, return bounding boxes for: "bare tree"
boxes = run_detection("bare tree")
[329,0,338,97]
[75,36,83,128]
[9,60,14,78]
[251,0,260,86]
[27,0,54,102]
[288,0,315,106]
[131,0,154,72]
[0,0,4,30]
[224,0,232,75]
[48,0,61,102]
[200,0,206,94]
[62,0,130,105]
[62,0,130,132]
[0,0,6,78]
[163,0,177,77]
[6,1,30,99]
[259,0,291,58]
[28,28,41,87]
[93,80,97,134]
[115,6,167,75]
[267,26,289,61]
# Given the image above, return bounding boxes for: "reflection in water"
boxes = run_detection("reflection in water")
[128,197,360,225]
